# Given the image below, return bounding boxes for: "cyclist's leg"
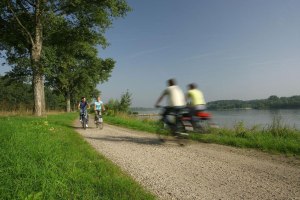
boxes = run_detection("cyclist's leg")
[84,110,88,123]
[162,107,172,126]
[173,106,184,132]
[190,106,197,122]
[99,111,103,122]
[167,107,181,133]
[79,109,83,121]
[193,105,206,121]
[95,110,101,122]
[94,110,98,122]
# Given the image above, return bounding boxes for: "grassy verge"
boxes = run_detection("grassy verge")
[0,113,155,200]
[105,113,159,133]
[104,114,300,155]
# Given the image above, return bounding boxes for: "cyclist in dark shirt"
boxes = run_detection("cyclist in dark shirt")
[78,97,90,126]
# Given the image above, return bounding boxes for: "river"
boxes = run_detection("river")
[133,108,300,130]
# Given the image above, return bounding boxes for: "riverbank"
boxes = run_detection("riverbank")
[105,114,300,156]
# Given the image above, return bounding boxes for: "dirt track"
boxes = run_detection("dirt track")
[76,122,300,200]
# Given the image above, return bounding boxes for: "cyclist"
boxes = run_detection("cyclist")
[94,96,105,123]
[78,97,90,127]
[155,78,186,131]
[186,83,206,120]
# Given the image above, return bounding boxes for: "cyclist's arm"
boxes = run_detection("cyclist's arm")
[155,92,166,107]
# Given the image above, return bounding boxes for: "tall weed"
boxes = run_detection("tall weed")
[263,115,298,138]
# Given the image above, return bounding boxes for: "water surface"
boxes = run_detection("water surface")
[134,109,300,130]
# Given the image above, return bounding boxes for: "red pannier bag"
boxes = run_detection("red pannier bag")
[196,111,211,120]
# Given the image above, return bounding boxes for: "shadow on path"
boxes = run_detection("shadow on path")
[84,135,166,146]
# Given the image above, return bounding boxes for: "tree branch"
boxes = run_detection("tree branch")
[23,0,35,7]
[6,0,34,46]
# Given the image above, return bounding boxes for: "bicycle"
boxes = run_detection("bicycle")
[156,106,188,137]
[156,106,215,135]
[80,110,89,130]
[95,110,104,129]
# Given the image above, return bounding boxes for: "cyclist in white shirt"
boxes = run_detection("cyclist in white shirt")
[155,79,186,128]
[94,96,105,123]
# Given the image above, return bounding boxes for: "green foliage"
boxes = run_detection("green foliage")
[1,0,131,56]
[0,113,155,199]
[0,75,65,111]
[0,75,32,111]
[207,95,300,110]
[119,90,132,113]
[106,98,120,115]
[233,121,247,137]
[44,38,116,110]
[0,0,131,115]
[106,90,132,115]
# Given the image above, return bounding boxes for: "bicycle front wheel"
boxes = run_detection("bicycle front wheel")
[83,119,86,130]
[99,122,103,129]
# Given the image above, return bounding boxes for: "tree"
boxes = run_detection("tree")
[45,40,115,112]
[119,90,132,113]
[105,90,132,115]
[106,98,120,115]
[0,0,130,116]
[268,95,279,101]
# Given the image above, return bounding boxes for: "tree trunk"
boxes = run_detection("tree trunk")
[31,40,45,116]
[66,92,71,112]
[31,0,45,116]
[32,68,43,116]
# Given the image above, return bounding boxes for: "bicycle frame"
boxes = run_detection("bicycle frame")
[158,106,213,134]
[95,110,103,129]
[80,111,88,129]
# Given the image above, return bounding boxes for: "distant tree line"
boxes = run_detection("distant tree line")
[207,95,300,110]
[0,75,133,113]
[0,75,65,112]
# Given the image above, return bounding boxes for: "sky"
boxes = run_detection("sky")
[1,0,300,107]
[97,0,300,107]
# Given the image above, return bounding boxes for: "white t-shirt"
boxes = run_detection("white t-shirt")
[163,85,186,107]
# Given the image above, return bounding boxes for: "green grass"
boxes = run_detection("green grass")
[105,113,159,133]
[0,113,156,200]
[104,114,300,155]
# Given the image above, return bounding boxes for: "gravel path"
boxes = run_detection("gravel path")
[76,121,300,200]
